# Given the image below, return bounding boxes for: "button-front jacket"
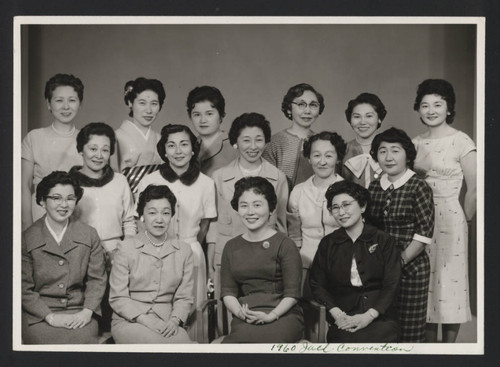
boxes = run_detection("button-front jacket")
[22,217,107,325]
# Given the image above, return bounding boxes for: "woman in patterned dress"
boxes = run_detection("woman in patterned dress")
[412,79,477,343]
[115,77,166,193]
[368,127,435,342]
[342,93,387,188]
[262,83,325,191]
[22,74,84,230]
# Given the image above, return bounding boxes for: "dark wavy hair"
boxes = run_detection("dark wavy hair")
[44,73,84,102]
[36,171,84,206]
[186,85,226,119]
[76,122,116,156]
[281,83,325,120]
[413,79,456,124]
[156,124,201,185]
[344,92,387,128]
[136,184,177,217]
[230,176,277,213]
[370,127,417,169]
[303,131,347,162]
[124,77,166,117]
[228,112,272,146]
[325,180,370,213]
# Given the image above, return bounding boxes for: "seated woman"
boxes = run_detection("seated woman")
[22,171,107,344]
[109,184,194,344]
[220,176,303,343]
[309,180,401,343]
[288,131,346,285]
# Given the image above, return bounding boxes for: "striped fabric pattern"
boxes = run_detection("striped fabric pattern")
[122,164,161,193]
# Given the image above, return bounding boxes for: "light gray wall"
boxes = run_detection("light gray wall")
[23,24,476,142]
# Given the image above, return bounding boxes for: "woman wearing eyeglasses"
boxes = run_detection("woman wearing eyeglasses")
[22,171,107,344]
[263,83,325,191]
[309,180,401,343]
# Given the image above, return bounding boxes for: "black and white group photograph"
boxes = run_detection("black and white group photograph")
[10,14,486,358]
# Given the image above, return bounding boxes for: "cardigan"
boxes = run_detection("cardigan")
[22,217,107,325]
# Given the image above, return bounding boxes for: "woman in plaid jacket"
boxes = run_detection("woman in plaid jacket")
[367,127,434,342]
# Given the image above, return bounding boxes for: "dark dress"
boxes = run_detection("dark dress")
[309,224,401,343]
[368,171,434,342]
[220,232,304,343]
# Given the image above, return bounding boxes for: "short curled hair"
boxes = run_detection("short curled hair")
[230,176,277,213]
[186,85,226,118]
[370,127,417,169]
[281,83,325,120]
[413,79,456,124]
[44,73,84,102]
[76,122,116,156]
[157,124,201,163]
[124,77,166,117]
[303,131,347,162]
[136,184,177,217]
[344,92,387,128]
[228,112,272,146]
[36,171,84,206]
[325,180,370,213]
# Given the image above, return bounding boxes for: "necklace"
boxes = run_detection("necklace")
[51,122,76,137]
[145,231,167,247]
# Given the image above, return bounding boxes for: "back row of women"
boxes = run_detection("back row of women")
[21,74,476,344]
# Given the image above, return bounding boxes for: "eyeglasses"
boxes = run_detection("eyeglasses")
[45,195,77,205]
[330,200,356,214]
[292,101,320,111]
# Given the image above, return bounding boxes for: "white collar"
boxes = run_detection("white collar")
[45,217,69,245]
[380,169,415,190]
[126,120,150,140]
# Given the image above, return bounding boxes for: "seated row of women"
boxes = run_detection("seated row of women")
[21,75,476,344]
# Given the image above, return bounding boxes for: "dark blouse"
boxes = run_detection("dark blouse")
[309,224,401,315]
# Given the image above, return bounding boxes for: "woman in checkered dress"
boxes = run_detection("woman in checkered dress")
[367,127,434,342]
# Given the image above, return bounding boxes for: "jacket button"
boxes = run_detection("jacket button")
[58,283,64,288]
[60,299,66,303]
[363,296,368,300]
[58,260,64,266]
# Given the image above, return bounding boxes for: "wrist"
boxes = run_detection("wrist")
[171,315,183,327]
[270,311,280,321]
[367,308,379,319]
[45,313,55,325]
[400,253,408,266]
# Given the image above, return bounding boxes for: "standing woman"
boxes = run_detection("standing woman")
[206,112,288,298]
[22,171,107,344]
[186,85,238,177]
[263,83,325,191]
[115,77,166,193]
[368,127,435,342]
[412,79,477,343]
[69,122,136,259]
[220,177,303,343]
[136,124,217,314]
[22,73,84,230]
[287,131,346,278]
[342,93,387,188]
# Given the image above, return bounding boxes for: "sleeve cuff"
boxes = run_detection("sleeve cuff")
[413,233,432,245]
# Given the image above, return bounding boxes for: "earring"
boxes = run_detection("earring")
[233,144,238,150]
[447,112,451,115]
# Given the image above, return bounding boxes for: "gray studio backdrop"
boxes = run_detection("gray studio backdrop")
[20,22,478,316]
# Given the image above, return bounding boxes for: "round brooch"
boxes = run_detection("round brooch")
[262,241,270,249]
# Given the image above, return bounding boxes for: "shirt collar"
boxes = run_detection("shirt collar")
[379,169,415,190]
[329,223,379,244]
[45,216,69,245]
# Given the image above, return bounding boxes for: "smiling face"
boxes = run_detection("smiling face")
[129,90,161,129]
[47,86,81,124]
[190,100,222,138]
[42,184,77,226]
[143,198,172,240]
[350,103,380,139]
[289,90,320,129]
[81,134,111,176]
[418,94,448,127]
[330,193,365,231]
[165,131,193,174]
[309,139,338,179]
[377,141,408,181]
[237,189,271,233]
[236,126,266,165]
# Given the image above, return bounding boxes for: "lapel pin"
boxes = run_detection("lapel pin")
[263,241,270,249]
[368,244,378,254]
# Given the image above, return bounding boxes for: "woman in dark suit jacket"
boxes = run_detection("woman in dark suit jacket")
[22,171,107,344]
[309,180,401,343]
